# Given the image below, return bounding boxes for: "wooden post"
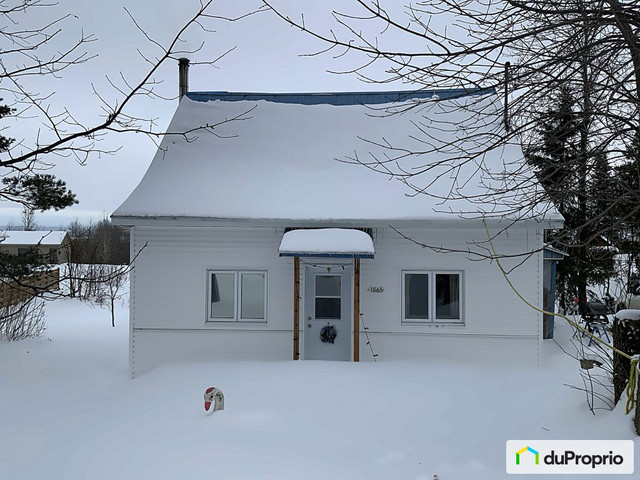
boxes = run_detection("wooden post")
[353,257,360,362]
[613,314,640,404]
[293,256,300,360]
[636,374,640,435]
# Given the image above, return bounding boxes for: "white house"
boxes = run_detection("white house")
[112,86,562,376]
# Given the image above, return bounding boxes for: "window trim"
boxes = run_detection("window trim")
[206,269,267,323]
[401,270,464,324]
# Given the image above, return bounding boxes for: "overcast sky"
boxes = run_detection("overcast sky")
[1,0,427,228]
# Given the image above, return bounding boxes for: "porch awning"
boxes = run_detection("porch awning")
[543,246,568,260]
[278,228,375,259]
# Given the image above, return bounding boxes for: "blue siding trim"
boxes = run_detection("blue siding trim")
[185,88,495,106]
[279,252,374,259]
[550,260,557,314]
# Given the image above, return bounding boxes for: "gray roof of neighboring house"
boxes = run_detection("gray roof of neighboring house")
[0,230,69,246]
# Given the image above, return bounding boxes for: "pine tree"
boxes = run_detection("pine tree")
[609,132,640,290]
[526,85,580,219]
[1,99,77,279]
[1,99,77,213]
[526,85,616,305]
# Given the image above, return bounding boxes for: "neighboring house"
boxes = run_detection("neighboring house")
[112,86,562,376]
[0,230,71,264]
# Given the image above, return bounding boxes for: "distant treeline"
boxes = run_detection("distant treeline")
[67,219,129,265]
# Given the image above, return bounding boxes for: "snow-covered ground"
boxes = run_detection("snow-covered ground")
[1,298,637,479]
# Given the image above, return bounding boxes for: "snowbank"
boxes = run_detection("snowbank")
[0,299,636,479]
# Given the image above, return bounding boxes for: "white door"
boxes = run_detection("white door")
[303,264,352,361]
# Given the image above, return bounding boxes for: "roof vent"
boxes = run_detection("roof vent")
[178,58,190,99]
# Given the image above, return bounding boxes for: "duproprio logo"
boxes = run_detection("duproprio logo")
[506,440,634,474]
[516,446,539,465]
[543,449,623,468]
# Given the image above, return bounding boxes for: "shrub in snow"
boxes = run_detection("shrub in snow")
[0,297,46,341]
[61,263,129,327]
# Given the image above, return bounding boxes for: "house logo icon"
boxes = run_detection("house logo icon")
[516,446,539,465]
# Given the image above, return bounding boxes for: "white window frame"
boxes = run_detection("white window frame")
[401,270,464,324]
[207,270,267,323]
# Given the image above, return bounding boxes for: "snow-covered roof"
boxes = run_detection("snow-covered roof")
[0,230,68,246]
[279,228,375,258]
[113,89,558,223]
[614,309,640,321]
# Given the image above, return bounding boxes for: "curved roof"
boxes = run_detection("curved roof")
[279,228,375,258]
[113,89,557,223]
[184,88,493,105]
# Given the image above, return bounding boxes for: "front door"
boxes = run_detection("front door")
[303,264,352,361]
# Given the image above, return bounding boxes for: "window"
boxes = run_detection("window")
[315,274,342,319]
[405,273,429,320]
[241,273,266,320]
[207,270,267,322]
[402,271,463,323]
[435,273,460,320]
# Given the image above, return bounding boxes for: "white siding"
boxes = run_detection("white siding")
[132,226,293,330]
[358,227,541,337]
[356,333,539,364]
[132,330,291,375]
[130,225,295,376]
[129,223,543,375]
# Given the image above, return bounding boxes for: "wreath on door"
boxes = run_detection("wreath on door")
[320,324,337,344]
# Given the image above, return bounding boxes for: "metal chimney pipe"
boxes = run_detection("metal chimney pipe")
[504,61,510,132]
[178,58,190,99]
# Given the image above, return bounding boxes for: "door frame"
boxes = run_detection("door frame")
[302,262,353,361]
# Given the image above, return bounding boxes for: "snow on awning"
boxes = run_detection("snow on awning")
[278,229,374,259]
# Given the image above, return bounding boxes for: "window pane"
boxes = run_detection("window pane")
[316,275,341,297]
[241,273,265,320]
[210,273,235,319]
[316,298,341,319]
[405,273,428,319]
[436,274,460,320]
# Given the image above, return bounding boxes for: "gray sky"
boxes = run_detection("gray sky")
[1,0,413,228]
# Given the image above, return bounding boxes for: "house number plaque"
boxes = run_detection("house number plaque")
[367,287,384,293]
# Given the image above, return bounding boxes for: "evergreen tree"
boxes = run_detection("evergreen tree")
[1,99,77,277]
[526,85,580,218]
[609,132,640,289]
[526,86,616,305]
